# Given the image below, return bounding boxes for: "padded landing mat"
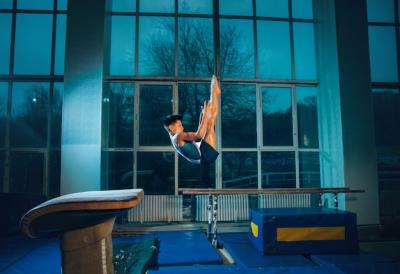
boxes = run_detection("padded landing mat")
[312,254,400,274]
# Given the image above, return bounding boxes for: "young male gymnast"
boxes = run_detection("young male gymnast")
[163,75,221,165]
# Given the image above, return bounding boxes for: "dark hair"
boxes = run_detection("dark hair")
[163,114,183,131]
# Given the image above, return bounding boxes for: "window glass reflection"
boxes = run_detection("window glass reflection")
[299,152,320,188]
[57,0,68,11]
[262,87,293,146]
[179,0,212,14]
[51,83,63,148]
[221,85,257,148]
[219,0,252,16]
[220,19,254,78]
[0,82,8,147]
[257,20,291,79]
[140,0,174,13]
[137,152,174,195]
[0,14,12,74]
[17,0,53,10]
[222,152,258,188]
[179,83,210,133]
[107,151,133,190]
[48,150,61,197]
[14,14,53,75]
[368,26,398,82]
[11,82,49,147]
[262,151,295,188]
[110,0,136,12]
[367,0,395,23]
[293,23,317,80]
[55,14,66,75]
[372,89,400,147]
[291,0,313,19]
[178,17,214,77]
[138,16,175,76]
[0,151,4,191]
[10,152,44,194]
[297,86,318,148]
[139,85,172,146]
[256,0,288,17]
[0,0,13,9]
[107,83,134,148]
[109,15,135,76]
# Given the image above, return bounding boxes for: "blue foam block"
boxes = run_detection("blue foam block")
[250,208,359,254]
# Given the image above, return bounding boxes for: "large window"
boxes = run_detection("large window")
[0,0,66,196]
[367,0,400,221]
[104,0,319,195]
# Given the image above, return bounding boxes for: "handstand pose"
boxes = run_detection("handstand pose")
[164,75,221,165]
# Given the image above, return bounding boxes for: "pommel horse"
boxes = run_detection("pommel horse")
[179,188,365,247]
[20,189,144,274]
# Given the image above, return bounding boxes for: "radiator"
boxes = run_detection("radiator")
[195,194,249,222]
[128,195,183,223]
[258,193,311,208]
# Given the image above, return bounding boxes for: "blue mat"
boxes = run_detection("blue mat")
[312,254,400,274]
[148,265,345,274]
[218,233,315,268]
[115,231,222,266]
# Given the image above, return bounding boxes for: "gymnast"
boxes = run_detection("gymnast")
[163,75,221,165]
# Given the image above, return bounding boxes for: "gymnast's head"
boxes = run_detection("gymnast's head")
[163,114,184,135]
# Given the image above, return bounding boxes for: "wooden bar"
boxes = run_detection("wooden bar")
[178,188,364,196]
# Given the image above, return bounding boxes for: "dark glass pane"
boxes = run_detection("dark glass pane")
[140,0,174,13]
[261,151,295,188]
[48,150,61,197]
[0,82,8,147]
[372,89,400,147]
[51,82,63,147]
[10,152,44,194]
[221,85,257,148]
[220,19,254,78]
[219,0,252,16]
[293,23,317,80]
[222,152,258,188]
[17,0,53,10]
[14,14,53,75]
[368,26,398,82]
[109,15,135,76]
[0,14,12,74]
[107,151,133,190]
[178,83,210,132]
[0,151,4,191]
[57,0,67,10]
[55,14,66,75]
[377,152,400,219]
[297,86,318,148]
[0,0,13,9]
[262,87,293,146]
[256,0,288,17]
[139,85,172,146]
[178,17,214,77]
[179,0,212,14]
[11,82,49,147]
[110,0,136,12]
[257,20,291,79]
[299,152,320,188]
[138,16,175,76]
[107,83,134,148]
[137,152,174,195]
[292,0,313,19]
[179,157,215,188]
[367,0,395,22]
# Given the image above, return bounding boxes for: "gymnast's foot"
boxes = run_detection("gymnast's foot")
[212,75,221,96]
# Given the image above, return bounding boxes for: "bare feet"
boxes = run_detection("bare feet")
[211,75,221,96]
